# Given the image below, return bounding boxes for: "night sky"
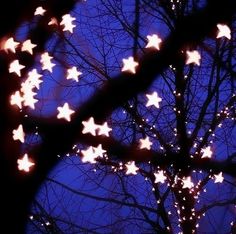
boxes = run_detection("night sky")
[0,1,236,233]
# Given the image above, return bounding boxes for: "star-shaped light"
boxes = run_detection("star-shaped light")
[48,17,58,26]
[40,52,55,72]
[57,103,75,122]
[60,14,76,33]
[139,136,152,150]
[81,146,97,164]
[145,34,162,50]
[201,146,212,159]
[67,66,82,82]
[10,91,24,109]
[23,89,38,109]
[27,69,42,89]
[182,176,194,189]
[20,74,39,109]
[34,6,46,16]
[93,144,106,158]
[12,124,25,143]
[21,39,36,55]
[97,122,112,137]
[214,172,224,183]
[125,161,139,175]
[9,60,25,76]
[186,50,201,66]
[146,91,162,109]
[3,37,19,53]
[154,170,167,183]
[121,56,139,74]
[217,24,231,40]
[82,117,97,136]
[21,80,33,94]
[17,154,35,172]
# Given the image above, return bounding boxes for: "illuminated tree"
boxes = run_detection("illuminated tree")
[0,0,236,233]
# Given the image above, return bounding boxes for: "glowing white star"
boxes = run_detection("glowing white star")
[40,52,55,72]
[93,144,106,158]
[21,80,33,94]
[23,89,38,109]
[139,136,152,150]
[182,176,194,189]
[9,60,25,76]
[17,154,35,172]
[82,117,98,136]
[3,37,19,53]
[57,103,75,121]
[154,170,167,183]
[81,146,97,164]
[201,146,212,159]
[145,34,162,50]
[20,72,39,109]
[67,66,82,82]
[97,122,112,137]
[10,91,24,109]
[217,24,231,40]
[34,6,46,16]
[60,14,76,33]
[21,39,36,55]
[12,124,25,143]
[27,69,42,89]
[121,56,139,74]
[214,172,224,183]
[125,161,139,175]
[186,50,201,66]
[146,91,162,108]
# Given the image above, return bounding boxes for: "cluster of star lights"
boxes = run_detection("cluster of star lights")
[3,5,231,184]
[3,6,79,173]
[3,4,233,223]
[3,3,234,231]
